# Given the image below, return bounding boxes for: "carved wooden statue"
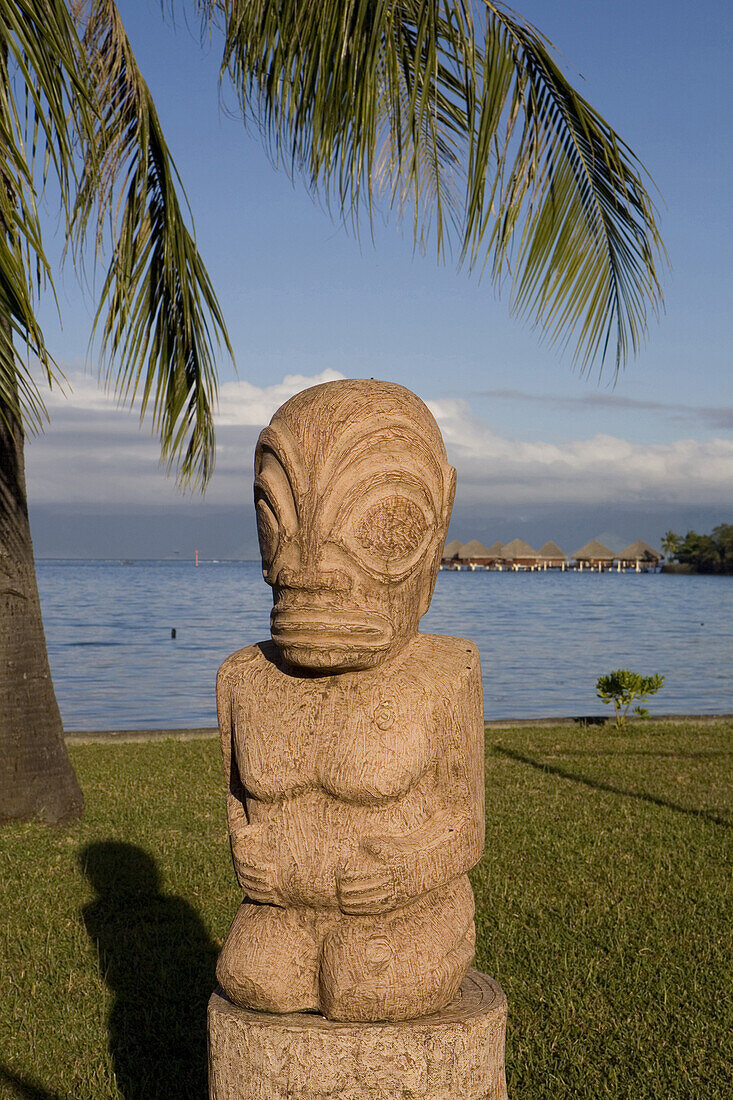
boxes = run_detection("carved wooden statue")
[216,379,484,1023]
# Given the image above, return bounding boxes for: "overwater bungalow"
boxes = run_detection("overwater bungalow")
[442,535,661,574]
[501,538,539,569]
[441,539,463,565]
[483,541,505,567]
[573,539,615,571]
[618,539,661,572]
[457,539,494,568]
[538,540,567,569]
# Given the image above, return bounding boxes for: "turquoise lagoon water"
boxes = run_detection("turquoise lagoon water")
[36,560,732,730]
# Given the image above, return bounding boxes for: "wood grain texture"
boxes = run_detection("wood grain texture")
[208,969,508,1100]
[216,380,487,1023]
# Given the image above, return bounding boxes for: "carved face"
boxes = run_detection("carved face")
[254,380,456,672]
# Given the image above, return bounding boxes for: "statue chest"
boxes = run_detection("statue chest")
[233,676,432,805]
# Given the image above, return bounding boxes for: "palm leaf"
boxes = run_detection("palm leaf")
[201,0,664,371]
[0,0,95,428]
[73,0,233,487]
[465,3,664,370]
[207,0,472,248]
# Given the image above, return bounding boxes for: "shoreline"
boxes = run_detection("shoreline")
[63,712,733,744]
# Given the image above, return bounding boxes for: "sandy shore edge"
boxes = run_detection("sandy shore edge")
[63,714,732,744]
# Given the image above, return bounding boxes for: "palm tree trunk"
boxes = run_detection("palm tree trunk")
[0,385,83,823]
[0,25,82,825]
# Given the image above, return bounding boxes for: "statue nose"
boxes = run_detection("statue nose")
[277,567,352,594]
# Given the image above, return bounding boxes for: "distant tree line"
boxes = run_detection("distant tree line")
[662,525,733,575]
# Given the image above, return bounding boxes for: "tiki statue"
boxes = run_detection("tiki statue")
[216,379,484,1022]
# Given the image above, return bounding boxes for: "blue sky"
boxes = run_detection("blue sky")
[27,0,732,557]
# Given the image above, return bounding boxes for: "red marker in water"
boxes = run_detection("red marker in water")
[195,549,199,567]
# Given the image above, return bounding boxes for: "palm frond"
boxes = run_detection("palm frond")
[206,1,474,248]
[465,3,665,370]
[0,0,95,428]
[202,0,664,371]
[73,0,233,487]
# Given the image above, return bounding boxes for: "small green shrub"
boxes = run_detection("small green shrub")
[596,669,665,729]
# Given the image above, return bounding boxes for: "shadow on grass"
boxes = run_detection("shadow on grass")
[546,749,733,760]
[493,746,730,828]
[79,842,218,1100]
[0,1065,60,1099]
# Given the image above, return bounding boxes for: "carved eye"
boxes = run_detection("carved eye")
[336,488,434,579]
[255,495,279,566]
[355,496,427,561]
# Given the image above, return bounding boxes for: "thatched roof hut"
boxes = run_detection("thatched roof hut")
[501,538,538,564]
[442,539,463,559]
[539,540,566,561]
[618,539,661,564]
[484,541,504,559]
[573,539,615,565]
[457,539,493,560]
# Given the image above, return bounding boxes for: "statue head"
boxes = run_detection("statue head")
[254,379,456,672]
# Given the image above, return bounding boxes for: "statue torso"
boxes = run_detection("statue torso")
[218,634,479,908]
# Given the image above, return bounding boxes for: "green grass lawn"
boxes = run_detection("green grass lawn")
[1,720,731,1099]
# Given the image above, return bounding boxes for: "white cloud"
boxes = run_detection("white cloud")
[26,368,346,505]
[39,367,347,424]
[215,369,346,426]
[42,370,131,415]
[25,373,733,510]
[428,398,733,506]
[474,387,733,431]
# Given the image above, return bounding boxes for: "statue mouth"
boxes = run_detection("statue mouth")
[270,607,394,651]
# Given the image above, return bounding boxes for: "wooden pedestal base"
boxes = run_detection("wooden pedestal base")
[208,968,508,1100]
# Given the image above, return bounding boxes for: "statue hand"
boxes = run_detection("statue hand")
[336,844,399,915]
[231,827,282,905]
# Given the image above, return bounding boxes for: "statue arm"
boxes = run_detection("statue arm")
[366,807,481,899]
[338,654,485,914]
[216,660,249,840]
[217,657,284,906]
